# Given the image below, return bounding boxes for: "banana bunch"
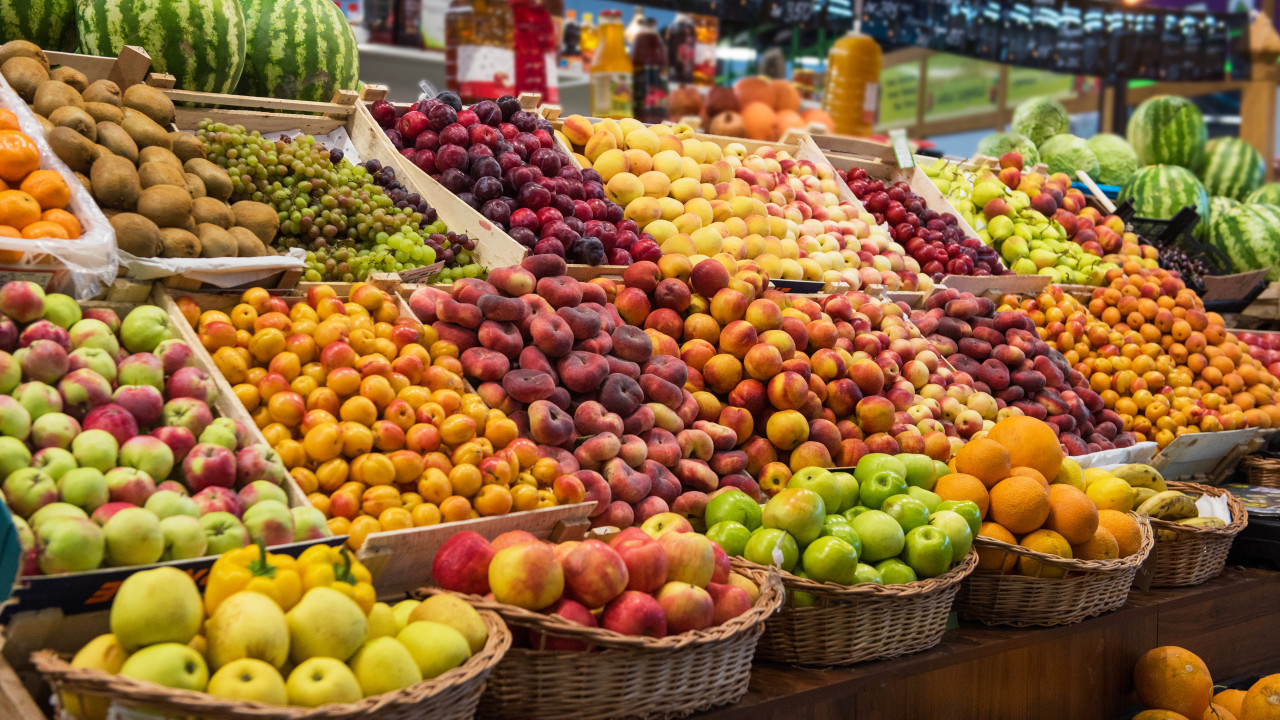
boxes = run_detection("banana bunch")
[1137,490,1199,522]
[1109,464,1169,493]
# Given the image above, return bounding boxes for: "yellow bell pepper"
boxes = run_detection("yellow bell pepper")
[204,543,304,616]
[297,544,377,614]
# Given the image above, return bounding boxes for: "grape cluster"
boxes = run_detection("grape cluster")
[1150,244,1209,295]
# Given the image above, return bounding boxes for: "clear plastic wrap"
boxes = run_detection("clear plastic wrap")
[0,74,117,299]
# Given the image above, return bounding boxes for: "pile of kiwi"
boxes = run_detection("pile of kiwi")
[0,40,281,261]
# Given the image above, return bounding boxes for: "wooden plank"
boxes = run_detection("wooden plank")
[0,650,44,720]
[173,106,345,135]
[165,89,356,116]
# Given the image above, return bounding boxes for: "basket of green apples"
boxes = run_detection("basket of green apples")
[709,453,979,666]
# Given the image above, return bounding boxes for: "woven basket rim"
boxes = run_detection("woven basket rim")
[30,610,512,719]
[971,512,1154,572]
[419,565,784,652]
[1148,481,1249,538]
[1243,455,1280,467]
[729,547,978,599]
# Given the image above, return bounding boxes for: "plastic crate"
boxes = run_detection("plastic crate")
[1112,200,1232,294]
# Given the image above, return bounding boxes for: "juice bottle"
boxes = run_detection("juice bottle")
[396,0,423,47]
[630,16,667,123]
[665,13,696,85]
[561,9,581,71]
[625,5,645,49]
[691,13,718,85]
[512,0,559,103]
[824,28,882,136]
[445,0,514,103]
[580,13,598,70]
[589,9,633,118]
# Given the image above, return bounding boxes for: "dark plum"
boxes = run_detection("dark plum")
[384,129,404,150]
[466,145,494,165]
[534,238,565,257]
[413,149,436,173]
[436,144,470,172]
[512,110,538,133]
[530,147,563,177]
[533,129,554,149]
[414,130,440,151]
[581,169,602,184]
[435,91,463,111]
[606,204,626,224]
[583,181,605,200]
[370,100,397,128]
[510,208,539,231]
[587,198,608,220]
[457,192,479,209]
[440,168,472,194]
[518,182,552,210]
[497,151,523,174]
[439,123,469,146]
[481,197,511,226]
[563,216,584,236]
[475,177,504,202]
[499,122,519,140]
[609,248,633,265]
[497,95,522,121]
[552,194,575,217]
[573,200,593,222]
[472,100,502,126]
[509,226,538,247]
[398,111,429,139]
[470,156,501,179]
[507,165,536,189]
[514,133,541,158]
[426,103,457,132]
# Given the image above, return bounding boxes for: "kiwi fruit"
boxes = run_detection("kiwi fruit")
[122,109,171,150]
[48,126,99,174]
[185,158,232,201]
[122,84,176,127]
[73,172,91,193]
[138,162,186,189]
[231,201,280,244]
[1,57,48,102]
[137,146,182,172]
[181,216,198,234]
[184,173,206,198]
[84,102,123,125]
[48,106,97,142]
[90,155,143,210]
[49,66,88,93]
[111,213,162,258]
[137,185,193,228]
[195,223,237,258]
[170,132,205,164]
[33,80,83,117]
[96,122,139,164]
[193,197,234,228]
[83,80,122,107]
[0,41,48,70]
[229,226,268,257]
[159,227,201,258]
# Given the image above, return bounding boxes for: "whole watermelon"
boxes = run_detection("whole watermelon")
[1,0,77,50]
[1246,183,1280,205]
[1127,95,1207,169]
[76,0,246,94]
[236,0,359,102]
[1211,203,1280,280]
[1196,195,1240,243]
[1198,137,1265,201]
[1118,164,1209,222]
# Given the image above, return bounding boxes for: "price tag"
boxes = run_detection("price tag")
[399,261,443,283]
[889,128,914,169]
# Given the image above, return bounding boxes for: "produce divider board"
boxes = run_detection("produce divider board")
[1071,441,1160,470]
[1151,426,1260,483]
[47,46,175,90]
[941,274,1052,298]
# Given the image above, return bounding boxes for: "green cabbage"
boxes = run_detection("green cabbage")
[1087,133,1140,186]
[976,132,1040,167]
[1039,134,1100,177]
[1012,97,1071,147]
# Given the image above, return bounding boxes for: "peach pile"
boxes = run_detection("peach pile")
[178,284,547,550]
[408,255,760,531]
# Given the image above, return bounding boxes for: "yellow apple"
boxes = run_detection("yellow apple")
[286,587,368,664]
[350,637,423,696]
[207,658,287,705]
[408,594,489,654]
[286,657,362,707]
[63,634,128,720]
[397,621,472,679]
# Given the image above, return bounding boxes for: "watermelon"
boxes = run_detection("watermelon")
[1196,195,1240,243]
[1210,203,1280,280]
[1245,183,1280,205]
[1117,164,1209,222]
[1,0,76,50]
[76,0,246,94]
[1126,95,1207,170]
[1198,137,1265,201]
[236,0,359,102]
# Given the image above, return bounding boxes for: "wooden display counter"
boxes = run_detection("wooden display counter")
[695,567,1280,720]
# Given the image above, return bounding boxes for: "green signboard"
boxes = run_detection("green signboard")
[878,62,919,128]
[1007,67,1077,103]
[922,54,1000,122]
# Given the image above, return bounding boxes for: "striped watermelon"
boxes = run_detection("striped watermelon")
[75,0,246,94]
[236,0,359,102]
[1197,195,1240,243]
[1198,137,1265,200]
[1,0,76,50]
[1118,164,1209,222]
[1211,203,1280,280]
[1126,95,1207,170]
[1245,183,1280,205]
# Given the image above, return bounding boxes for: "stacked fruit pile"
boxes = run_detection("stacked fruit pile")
[0,108,83,241]
[408,255,759,532]
[1235,330,1280,378]
[1133,645,1280,720]
[0,281,311,575]
[433,527,755,639]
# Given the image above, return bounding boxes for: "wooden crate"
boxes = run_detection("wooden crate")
[47,46,175,89]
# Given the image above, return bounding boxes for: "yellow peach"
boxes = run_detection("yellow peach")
[592,148,630,182]
[638,170,671,199]
[624,127,660,155]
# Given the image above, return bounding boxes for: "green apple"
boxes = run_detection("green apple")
[854,453,906,485]
[787,467,841,515]
[350,636,423,696]
[902,525,954,578]
[761,487,825,545]
[43,293,82,329]
[111,566,204,651]
[899,453,938,490]
[874,558,918,584]
[934,460,952,479]
[906,486,942,512]
[843,505,871,522]
[820,518,862,558]
[28,502,87,533]
[849,510,905,563]
[367,602,399,639]
[33,447,76,480]
[802,535,860,585]
[743,527,799,572]
[830,472,860,513]
[120,305,173,353]
[858,472,908,510]
[704,488,763,531]
[206,587,289,670]
[119,642,208,691]
[929,510,975,563]
[881,494,931,532]
[207,658,287,705]
[853,563,883,584]
[286,657,363,707]
[71,429,118,473]
[159,515,208,561]
[788,570,818,607]
[706,520,752,557]
[392,599,421,631]
[397,621,472,678]
[287,587,368,663]
[0,435,30,477]
[937,500,983,536]
[58,468,108,513]
[146,489,200,519]
[103,507,164,566]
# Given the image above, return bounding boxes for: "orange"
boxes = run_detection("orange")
[1010,466,1049,488]
[0,224,18,237]
[30,212,76,237]
[0,189,41,229]
[975,521,1016,573]
[1071,525,1119,560]
[0,109,18,130]
[953,437,1012,489]
[1215,690,1246,719]
[988,476,1050,535]
[1204,703,1238,720]
[986,415,1064,481]
[933,473,989,518]
[1135,647,1212,720]
[20,169,70,210]
[1240,674,1280,719]
[1043,484,1100,545]
[1097,509,1143,557]
[1017,528,1072,578]
[0,130,39,183]
[1134,712,1191,720]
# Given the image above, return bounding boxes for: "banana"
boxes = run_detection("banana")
[1176,517,1226,529]
[1137,491,1199,521]
[1133,487,1160,506]
[1109,464,1168,492]
[1155,528,1180,542]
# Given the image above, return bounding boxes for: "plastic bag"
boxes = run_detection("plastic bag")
[0,74,117,299]
[119,247,307,287]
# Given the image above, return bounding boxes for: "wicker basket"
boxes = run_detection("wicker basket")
[1150,481,1248,587]
[1243,455,1280,488]
[30,610,511,720]
[739,549,977,667]
[955,514,1154,627]
[425,564,783,720]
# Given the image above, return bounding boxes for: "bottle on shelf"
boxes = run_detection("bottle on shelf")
[824,26,882,136]
[512,0,559,104]
[580,12,598,70]
[365,0,395,44]
[562,9,582,71]
[589,9,633,119]
[631,16,667,123]
[420,0,448,48]
[445,0,515,103]
[665,12,697,86]
[625,5,645,49]
[691,13,718,85]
